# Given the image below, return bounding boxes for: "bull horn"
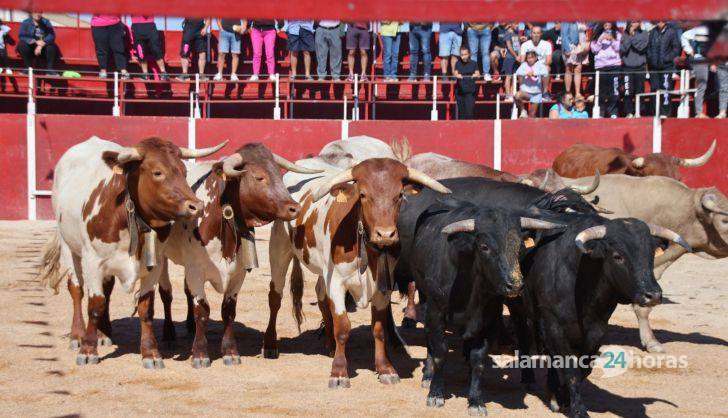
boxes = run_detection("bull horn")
[117,147,143,164]
[674,139,716,167]
[406,168,452,194]
[647,223,692,251]
[520,217,565,230]
[179,140,229,159]
[570,171,601,195]
[273,153,324,174]
[574,225,607,254]
[441,219,475,235]
[312,168,354,202]
[702,193,728,216]
[632,157,645,168]
[538,170,550,190]
[222,153,246,178]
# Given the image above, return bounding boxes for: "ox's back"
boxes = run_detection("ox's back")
[406,153,519,182]
[553,144,634,178]
[319,136,396,160]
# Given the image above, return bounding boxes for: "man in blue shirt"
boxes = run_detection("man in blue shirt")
[17,12,59,75]
[287,20,315,80]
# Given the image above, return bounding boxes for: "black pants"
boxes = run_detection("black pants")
[551,49,564,77]
[650,68,674,117]
[598,65,621,117]
[622,65,646,116]
[17,42,59,70]
[0,48,8,68]
[91,23,128,70]
[457,92,475,119]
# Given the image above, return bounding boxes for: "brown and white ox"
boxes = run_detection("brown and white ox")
[566,174,728,353]
[159,144,321,368]
[265,158,451,388]
[39,136,226,368]
[552,140,716,180]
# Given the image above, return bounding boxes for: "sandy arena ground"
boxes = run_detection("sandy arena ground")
[1,220,727,417]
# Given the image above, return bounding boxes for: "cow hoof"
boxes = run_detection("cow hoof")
[402,317,417,329]
[262,348,279,359]
[645,341,665,353]
[69,339,81,350]
[191,357,211,369]
[421,379,431,389]
[328,376,351,389]
[76,353,98,366]
[223,355,241,366]
[378,373,400,385]
[142,358,165,369]
[468,405,487,416]
[426,396,445,408]
[549,395,562,412]
[98,336,113,347]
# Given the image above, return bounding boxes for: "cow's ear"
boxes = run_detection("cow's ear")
[212,162,224,177]
[403,182,423,196]
[330,182,357,201]
[608,156,628,173]
[102,151,120,168]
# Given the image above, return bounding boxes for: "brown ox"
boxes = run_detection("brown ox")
[552,140,716,180]
[40,136,226,367]
[266,158,451,387]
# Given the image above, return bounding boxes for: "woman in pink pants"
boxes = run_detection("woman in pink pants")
[250,20,279,80]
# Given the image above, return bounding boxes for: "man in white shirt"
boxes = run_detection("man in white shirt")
[519,26,553,99]
[681,25,710,118]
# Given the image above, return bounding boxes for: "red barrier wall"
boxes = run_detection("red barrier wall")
[500,118,654,175]
[662,119,728,193]
[0,114,29,219]
[349,120,494,166]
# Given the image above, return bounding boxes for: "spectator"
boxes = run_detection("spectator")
[0,19,11,74]
[515,50,548,118]
[214,18,245,81]
[249,20,279,81]
[131,16,169,81]
[716,60,727,118]
[345,22,371,81]
[647,21,680,117]
[591,22,622,118]
[177,18,210,81]
[542,23,564,80]
[572,95,589,118]
[548,91,575,119]
[466,23,492,81]
[17,12,59,76]
[90,15,130,79]
[491,22,520,98]
[315,20,342,80]
[408,22,433,81]
[438,22,463,79]
[286,20,314,80]
[681,24,710,118]
[519,25,553,99]
[561,22,589,97]
[380,21,401,82]
[453,46,480,119]
[621,21,648,117]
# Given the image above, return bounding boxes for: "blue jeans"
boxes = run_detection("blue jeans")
[409,27,432,77]
[467,28,491,74]
[382,34,401,78]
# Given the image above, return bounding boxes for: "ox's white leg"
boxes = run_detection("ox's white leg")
[316,276,335,354]
[96,276,115,347]
[263,220,294,359]
[221,271,246,366]
[156,259,177,345]
[64,248,85,350]
[137,266,166,369]
[185,266,211,368]
[76,253,106,366]
[633,304,664,353]
[371,290,400,385]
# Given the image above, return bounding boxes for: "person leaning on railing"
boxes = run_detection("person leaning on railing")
[17,12,59,76]
[647,21,680,117]
[621,21,648,118]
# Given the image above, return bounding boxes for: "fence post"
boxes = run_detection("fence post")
[112,71,120,116]
[592,70,601,118]
[494,94,502,171]
[188,91,197,163]
[510,75,518,119]
[431,76,438,120]
[353,74,360,121]
[274,73,281,120]
[194,74,201,119]
[26,67,37,220]
[677,69,689,118]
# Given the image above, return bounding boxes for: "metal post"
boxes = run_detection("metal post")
[493,119,502,170]
[112,71,120,116]
[274,73,281,120]
[194,74,201,119]
[343,95,348,120]
[677,69,689,118]
[188,91,197,163]
[27,67,35,115]
[592,70,601,118]
[26,66,37,220]
[353,74,360,121]
[636,93,641,117]
[511,75,518,119]
[430,75,438,120]
[496,93,501,120]
[653,103,662,153]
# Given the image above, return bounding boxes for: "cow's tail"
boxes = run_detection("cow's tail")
[390,137,412,163]
[290,257,305,334]
[38,231,66,294]
[386,302,411,355]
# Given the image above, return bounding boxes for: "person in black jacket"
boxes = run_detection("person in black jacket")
[621,21,648,117]
[647,21,680,117]
[453,46,480,119]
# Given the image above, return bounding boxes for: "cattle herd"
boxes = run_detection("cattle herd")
[38,135,725,418]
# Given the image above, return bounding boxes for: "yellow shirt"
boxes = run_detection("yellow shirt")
[379,21,400,37]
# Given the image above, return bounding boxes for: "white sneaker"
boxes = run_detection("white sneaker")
[249,74,259,81]
[555,75,562,80]
[268,75,276,81]
[484,74,492,81]
[716,112,726,119]
[230,74,239,81]
[213,73,223,81]
[520,109,528,119]
[4,68,12,75]
[626,113,634,118]
[610,115,618,119]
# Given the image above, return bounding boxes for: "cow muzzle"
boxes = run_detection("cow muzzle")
[370,227,399,247]
[279,201,302,221]
[637,289,663,307]
[180,199,203,219]
[502,273,524,298]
